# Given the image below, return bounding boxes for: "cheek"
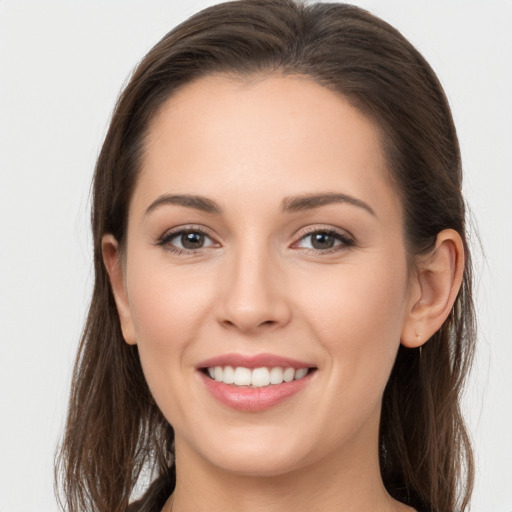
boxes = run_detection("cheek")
[128,257,214,338]
[125,258,216,397]
[297,252,409,389]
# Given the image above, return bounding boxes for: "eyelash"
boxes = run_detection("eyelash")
[156,226,355,256]
[293,227,355,254]
[156,226,217,256]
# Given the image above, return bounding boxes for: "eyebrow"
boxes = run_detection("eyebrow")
[144,191,376,217]
[281,192,376,216]
[145,194,222,216]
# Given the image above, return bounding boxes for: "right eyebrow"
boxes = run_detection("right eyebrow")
[145,194,222,216]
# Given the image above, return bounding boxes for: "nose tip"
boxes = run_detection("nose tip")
[221,305,282,333]
[216,256,291,334]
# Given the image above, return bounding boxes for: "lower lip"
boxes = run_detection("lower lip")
[199,371,315,412]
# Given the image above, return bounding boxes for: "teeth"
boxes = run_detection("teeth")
[234,367,252,386]
[205,366,310,387]
[251,367,270,387]
[294,368,308,380]
[269,367,283,384]
[283,367,295,382]
[223,365,235,384]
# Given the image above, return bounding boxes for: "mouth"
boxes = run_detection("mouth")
[197,353,317,411]
[202,365,314,388]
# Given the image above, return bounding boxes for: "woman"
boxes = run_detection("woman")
[56,1,475,511]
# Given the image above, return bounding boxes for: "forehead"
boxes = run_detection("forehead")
[134,74,400,221]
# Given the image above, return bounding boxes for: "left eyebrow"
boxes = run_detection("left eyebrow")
[281,192,376,216]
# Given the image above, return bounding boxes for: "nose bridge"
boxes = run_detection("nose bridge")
[218,236,290,332]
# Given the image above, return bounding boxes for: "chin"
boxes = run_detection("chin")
[178,422,318,478]
[204,446,310,478]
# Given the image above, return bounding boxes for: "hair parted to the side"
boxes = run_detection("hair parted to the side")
[55,2,476,512]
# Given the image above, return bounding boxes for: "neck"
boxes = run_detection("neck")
[164,432,414,512]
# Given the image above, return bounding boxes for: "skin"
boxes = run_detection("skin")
[103,74,464,512]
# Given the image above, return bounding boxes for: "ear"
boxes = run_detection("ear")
[102,234,137,345]
[401,229,464,348]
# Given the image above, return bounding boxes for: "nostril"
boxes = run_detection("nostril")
[220,318,278,331]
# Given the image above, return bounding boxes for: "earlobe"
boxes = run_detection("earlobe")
[401,229,464,348]
[102,234,137,345]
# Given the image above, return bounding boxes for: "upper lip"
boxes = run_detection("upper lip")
[197,353,315,370]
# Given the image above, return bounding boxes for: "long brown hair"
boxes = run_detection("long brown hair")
[55,2,476,511]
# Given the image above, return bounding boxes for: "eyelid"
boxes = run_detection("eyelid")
[291,225,355,252]
[155,223,354,255]
[156,224,220,252]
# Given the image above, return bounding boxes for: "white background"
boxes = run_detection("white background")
[0,1,510,511]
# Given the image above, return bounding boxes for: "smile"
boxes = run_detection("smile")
[206,366,310,387]
[197,353,317,412]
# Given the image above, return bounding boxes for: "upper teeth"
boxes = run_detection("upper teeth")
[207,366,309,387]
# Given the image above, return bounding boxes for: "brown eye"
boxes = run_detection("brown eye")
[159,228,217,253]
[295,229,354,253]
[181,231,206,249]
[310,232,336,249]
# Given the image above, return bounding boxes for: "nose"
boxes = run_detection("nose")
[216,245,291,334]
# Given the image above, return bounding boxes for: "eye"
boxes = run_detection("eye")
[158,228,217,253]
[294,229,354,252]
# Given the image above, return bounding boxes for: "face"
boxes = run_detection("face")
[111,75,418,477]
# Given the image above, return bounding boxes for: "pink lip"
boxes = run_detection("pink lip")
[197,352,314,370]
[196,353,317,412]
[198,371,315,412]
